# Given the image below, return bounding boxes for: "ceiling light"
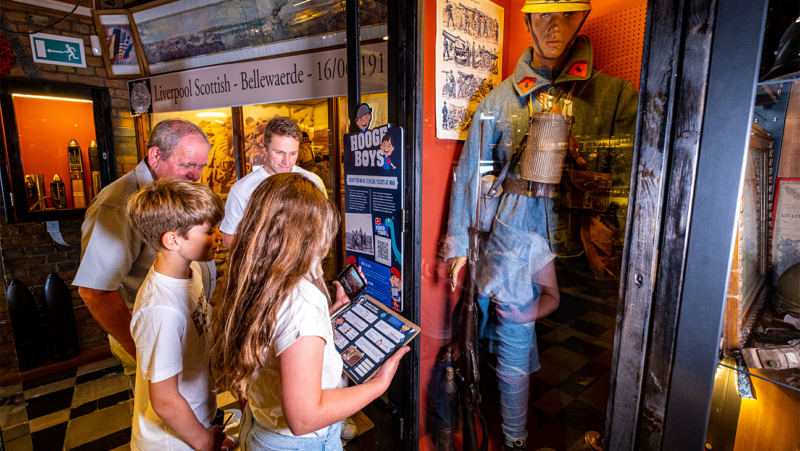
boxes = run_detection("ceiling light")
[12,94,92,103]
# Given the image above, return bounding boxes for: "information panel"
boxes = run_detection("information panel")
[343,122,404,312]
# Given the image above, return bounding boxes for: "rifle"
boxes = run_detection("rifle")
[458,117,489,451]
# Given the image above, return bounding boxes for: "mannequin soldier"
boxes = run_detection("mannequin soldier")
[444,1,637,449]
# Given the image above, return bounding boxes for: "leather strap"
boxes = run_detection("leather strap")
[501,178,556,198]
[580,216,619,278]
[568,130,587,170]
[580,216,607,278]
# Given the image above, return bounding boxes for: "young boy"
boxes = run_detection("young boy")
[127,179,226,451]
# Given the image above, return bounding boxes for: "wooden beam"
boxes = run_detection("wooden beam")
[134,114,148,162]
[635,0,721,449]
[604,0,682,446]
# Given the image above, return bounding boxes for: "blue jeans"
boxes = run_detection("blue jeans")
[475,218,553,445]
[241,405,342,451]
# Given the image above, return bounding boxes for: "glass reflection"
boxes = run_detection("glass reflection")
[421,0,646,449]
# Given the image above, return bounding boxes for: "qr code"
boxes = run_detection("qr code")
[375,236,392,266]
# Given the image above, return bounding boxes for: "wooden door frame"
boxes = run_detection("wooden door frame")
[605,0,769,449]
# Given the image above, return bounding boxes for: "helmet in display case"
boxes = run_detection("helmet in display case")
[521,0,592,13]
[772,261,800,318]
[760,20,800,83]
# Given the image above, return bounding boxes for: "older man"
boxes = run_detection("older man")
[73,119,213,377]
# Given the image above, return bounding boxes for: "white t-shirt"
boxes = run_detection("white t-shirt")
[220,166,327,235]
[247,271,344,437]
[130,262,216,451]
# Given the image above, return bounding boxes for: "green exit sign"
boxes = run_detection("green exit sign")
[30,33,86,68]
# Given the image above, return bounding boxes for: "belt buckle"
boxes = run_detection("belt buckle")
[526,181,535,198]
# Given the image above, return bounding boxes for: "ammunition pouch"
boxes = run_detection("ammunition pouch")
[580,214,622,279]
[561,169,613,213]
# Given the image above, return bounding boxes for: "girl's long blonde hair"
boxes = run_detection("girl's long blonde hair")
[209,173,339,395]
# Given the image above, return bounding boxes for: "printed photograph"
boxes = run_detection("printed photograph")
[241,102,320,169]
[151,108,235,197]
[104,25,139,66]
[341,345,364,366]
[345,212,374,256]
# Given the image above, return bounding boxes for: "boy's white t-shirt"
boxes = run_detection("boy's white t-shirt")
[130,262,216,451]
[247,271,344,437]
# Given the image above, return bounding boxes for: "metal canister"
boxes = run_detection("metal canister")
[68,139,83,173]
[25,174,37,205]
[566,431,603,451]
[91,171,102,198]
[436,366,458,451]
[26,174,46,211]
[520,112,573,184]
[50,174,66,209]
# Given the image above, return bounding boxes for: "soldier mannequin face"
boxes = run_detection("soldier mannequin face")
[524,11,588,70]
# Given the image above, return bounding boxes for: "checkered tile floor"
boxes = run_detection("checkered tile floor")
[478,282,618,450]
[0,357,134,451]
[0,358,241,451]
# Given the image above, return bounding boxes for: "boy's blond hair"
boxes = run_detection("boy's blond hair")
[127,178,224,251]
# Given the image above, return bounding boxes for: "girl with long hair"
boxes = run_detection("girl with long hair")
[209,173,408,451]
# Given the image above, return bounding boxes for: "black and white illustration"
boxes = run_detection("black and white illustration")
[436,0,503,140]
[345,212,374,255]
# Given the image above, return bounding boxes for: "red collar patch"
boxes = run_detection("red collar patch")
[565,60,588,77]
[517,75,537,94]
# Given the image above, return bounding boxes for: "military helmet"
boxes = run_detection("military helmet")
[522,0,592,13]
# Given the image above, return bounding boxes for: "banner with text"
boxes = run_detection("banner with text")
[127,42,387,115]
[343,125,404,313]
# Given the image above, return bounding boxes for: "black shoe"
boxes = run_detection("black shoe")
[499,438,526,451]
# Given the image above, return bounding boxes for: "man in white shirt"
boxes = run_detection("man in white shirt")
[221,116,326,248]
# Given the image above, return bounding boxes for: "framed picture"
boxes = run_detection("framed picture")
[723,122,774,355]
[92,10,147,79]
[128,0,387,75]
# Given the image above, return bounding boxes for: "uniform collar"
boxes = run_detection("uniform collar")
[134,159,155,189]
[512,36,594,97]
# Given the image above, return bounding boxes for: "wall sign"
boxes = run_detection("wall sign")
[343,105,404,312]
[128,42,387,116]
[30,33,86,68]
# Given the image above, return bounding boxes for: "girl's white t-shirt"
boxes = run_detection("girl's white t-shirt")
[247,273,344,437]
[130,263,216,451]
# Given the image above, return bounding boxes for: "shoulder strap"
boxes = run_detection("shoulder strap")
[486,91,540,198]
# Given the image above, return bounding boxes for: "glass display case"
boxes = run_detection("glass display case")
[418,0,647,449]
[242,99,334,195]
[150,108,237,199]
[0,79,115,223]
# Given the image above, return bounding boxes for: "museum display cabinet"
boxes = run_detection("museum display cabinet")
[703,2,800,448]
[0,79,116,223]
